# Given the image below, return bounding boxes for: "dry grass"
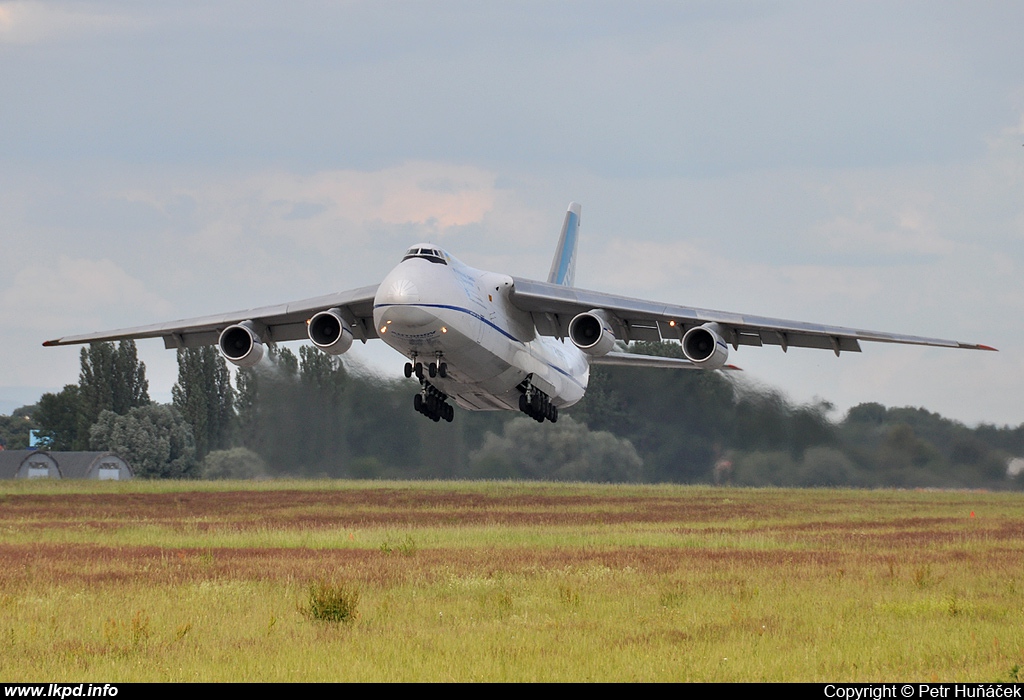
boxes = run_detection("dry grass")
[1,480,1022,681]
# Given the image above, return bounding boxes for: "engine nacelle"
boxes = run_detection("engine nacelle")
[218,321,266,369]
[308,308,354,355]
[681,322,729,369]
[568,309,617,357]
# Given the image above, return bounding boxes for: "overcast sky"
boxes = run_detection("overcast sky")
[1,1,1022,427]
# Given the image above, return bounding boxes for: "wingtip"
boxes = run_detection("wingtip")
[975,344,999,352]
[42,339,58,347]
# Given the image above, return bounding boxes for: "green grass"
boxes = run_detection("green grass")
[1,479,1022,681]
[299,579,361,623]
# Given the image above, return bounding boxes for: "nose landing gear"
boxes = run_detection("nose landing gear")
[428,352,448,378]
[404,353,448,380]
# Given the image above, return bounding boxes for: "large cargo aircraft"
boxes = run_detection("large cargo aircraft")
[44,203,995,423]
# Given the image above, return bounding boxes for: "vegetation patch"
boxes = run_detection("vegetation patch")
[299,579,360,623]
[2,480,1023,681]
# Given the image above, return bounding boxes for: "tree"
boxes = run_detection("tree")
[846,402,888,425]
[172,347,235,460]
[299,345,347,405]
[0,404,39,450]
[113,339,150,411]
[89,404,197,478]
[234,366,260,450]
[76,341,150,448]
[570,342,736,481]
[33,386,81,451]
[297,345,350,471]
[275,346,299,377]
[469,415,644,482]
[202,447,268,480]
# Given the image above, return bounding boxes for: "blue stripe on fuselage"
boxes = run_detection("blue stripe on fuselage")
[375,302,523,343]
[373,302,585,390]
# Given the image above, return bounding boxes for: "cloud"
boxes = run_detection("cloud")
[0,1,146,45]
[117,162,502,259]
[53,161,536,311]
[593,237,886,312]
[266,162,499,231]
[0,255,172,333]
[811,213,955,259]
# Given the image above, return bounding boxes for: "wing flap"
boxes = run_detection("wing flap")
[161,331,220,349]
[757,332,862,353]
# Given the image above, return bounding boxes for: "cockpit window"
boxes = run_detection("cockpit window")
[402,247,448,265]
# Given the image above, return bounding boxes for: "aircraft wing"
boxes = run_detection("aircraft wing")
[43,285,380,349]
[508,277,996,355]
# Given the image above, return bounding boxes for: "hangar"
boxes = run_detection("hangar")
[0,451,133,480]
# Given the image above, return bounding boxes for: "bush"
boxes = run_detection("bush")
[796,447,858,487]
[469,416,643,482]
[201,448,268,480]
[732,450,798,486]
[299,580,360,623]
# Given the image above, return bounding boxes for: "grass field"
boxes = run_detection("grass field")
[1,479,1023,682]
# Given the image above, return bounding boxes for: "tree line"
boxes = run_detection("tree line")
[1,340,1021,488]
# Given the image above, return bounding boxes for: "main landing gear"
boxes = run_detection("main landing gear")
[414,383,453,422]
[406,353,453,422]
[519,381,558,423]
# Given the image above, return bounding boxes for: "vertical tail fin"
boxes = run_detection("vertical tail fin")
[547,202,581,287]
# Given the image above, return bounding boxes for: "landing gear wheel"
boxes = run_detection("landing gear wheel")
[428,362,437,378]
[404,362,413,378]
[414,362,424,379]
[517,379,556,423]
[438,362,448,378]
[413,394,423,412]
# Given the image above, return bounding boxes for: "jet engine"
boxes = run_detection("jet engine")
[568,309,617,357]
[218,321,266,369]
[681,322,729,369]
[308,308,354,355]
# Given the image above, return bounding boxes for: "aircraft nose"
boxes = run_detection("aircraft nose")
[382,278,420,304]
[375,277,434,328]
[380,304,434,327]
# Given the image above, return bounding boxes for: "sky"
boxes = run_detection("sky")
[1,1,1022,427]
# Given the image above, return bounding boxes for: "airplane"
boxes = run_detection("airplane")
[44,202,996,424]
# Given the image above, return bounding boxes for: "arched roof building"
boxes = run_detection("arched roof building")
[0,451,132,480]
[0,450,61,479]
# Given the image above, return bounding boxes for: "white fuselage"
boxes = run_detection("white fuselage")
[372,249,589,411]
